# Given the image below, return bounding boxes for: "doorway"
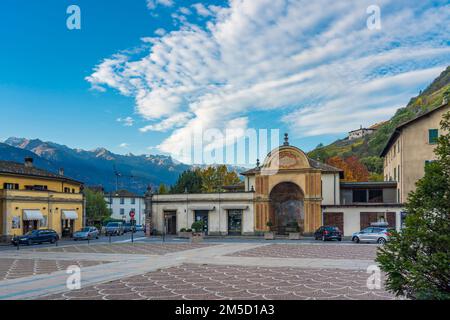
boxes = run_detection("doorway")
[269,182,304,235]
[23,220,38,234]
[61,219,75,238]
[194,210,209,234]
[227,210,242,235]
[164,211,177,235]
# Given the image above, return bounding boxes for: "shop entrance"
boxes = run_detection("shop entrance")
[227,210,242,235]
[164,211,177,235]
[61,219,75,237]
[23,220,39,234]
[194,210,209,234]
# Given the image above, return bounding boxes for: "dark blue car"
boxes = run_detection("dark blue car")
[12,229,59,246]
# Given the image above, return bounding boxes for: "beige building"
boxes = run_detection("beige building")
[381,102,449,203]
[146,136,402,237]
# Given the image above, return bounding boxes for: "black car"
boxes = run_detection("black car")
[12,229,59,246]
[314,226,342,241]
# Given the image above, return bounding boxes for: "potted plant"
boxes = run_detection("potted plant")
[264,221,275,240]
[287,221,302,240]
[191,221,205,243]
[178,228,193,239]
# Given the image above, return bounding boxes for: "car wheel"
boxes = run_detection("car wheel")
[377,238,386,245]
[96,236,99,239]
[353,236,360,243]
[338,237,342,241]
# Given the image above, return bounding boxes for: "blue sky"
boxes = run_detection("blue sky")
[0,0,449,165]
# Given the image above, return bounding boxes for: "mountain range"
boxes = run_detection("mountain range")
[0,138,191,194]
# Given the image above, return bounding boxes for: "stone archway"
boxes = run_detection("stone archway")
[269,182,304,235]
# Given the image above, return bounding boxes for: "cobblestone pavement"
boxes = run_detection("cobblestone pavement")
[40,263,395,300]
[0,258,107,281]
[227,244,378,260]
[33,243,214,255]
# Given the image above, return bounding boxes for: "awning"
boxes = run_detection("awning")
[23,210,44,221]
[189,205,216,211]
[221,205,249,210]
[62,210,78,220]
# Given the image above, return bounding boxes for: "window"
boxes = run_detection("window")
[120,208,125,215]
[131,198,136,205]
[353,190,367,203]
[3,183,19,190]
[64,187,71,193]
[368,190,383,203]
[398,165,400,182]
[393,167,397,181]
[25,185,48,191]
[428,129,438,144]
[120,198,125,205]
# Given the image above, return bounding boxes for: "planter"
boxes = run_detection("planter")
[191,232,204,243]
[264,232,275,240]
[178,232,193,239]
[288,232,301,240]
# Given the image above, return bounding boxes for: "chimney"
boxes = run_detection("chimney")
[59,168,64,176]
[24,157,33,168]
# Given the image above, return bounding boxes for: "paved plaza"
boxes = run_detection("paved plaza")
[0,241,398,300]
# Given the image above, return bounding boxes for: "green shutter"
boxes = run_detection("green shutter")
[428,129,438,144]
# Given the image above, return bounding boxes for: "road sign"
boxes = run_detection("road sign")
[129,210,135,218]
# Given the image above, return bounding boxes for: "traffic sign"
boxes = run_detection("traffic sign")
[129,210,135,218]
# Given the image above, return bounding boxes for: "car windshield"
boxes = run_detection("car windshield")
[25,230,39,236]
[80,228,90,232]
[325,227,339,231]
[107,223,118,227]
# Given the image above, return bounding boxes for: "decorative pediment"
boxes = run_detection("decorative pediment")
[262,146,311,172]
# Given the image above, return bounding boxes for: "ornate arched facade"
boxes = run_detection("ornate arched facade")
[253,145,322,235]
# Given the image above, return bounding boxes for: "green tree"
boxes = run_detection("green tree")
[360,156,383,174]
[200,165,241,192]
[170,169,203,193]
[84,188,110,225]
[376,111,450,300]
[158,183,169,194]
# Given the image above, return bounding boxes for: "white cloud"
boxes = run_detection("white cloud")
[119,143,129,148]
[192,3,212,17]
[88,0,450,162]
[154,28,166,36]
[146,0,174,10]
[116,116,134,127]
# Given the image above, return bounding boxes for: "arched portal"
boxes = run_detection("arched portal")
[269,182,304,235]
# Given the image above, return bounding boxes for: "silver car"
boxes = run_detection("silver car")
[352,226,394,244]
[73,227,99,241]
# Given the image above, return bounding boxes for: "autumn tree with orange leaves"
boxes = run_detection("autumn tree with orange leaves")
[326,156,369,182]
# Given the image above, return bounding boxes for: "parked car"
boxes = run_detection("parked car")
[352,226,394,244]
[12,229,59,246]
[314,226,342,241]
[104,222,124,236]
[135,224,144,232]
[123,222,133,233]
[73,227,99,241]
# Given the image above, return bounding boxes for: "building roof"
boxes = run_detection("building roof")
[340,181,397,189]
[105,189,143,198]
[0,160,82,185]
[380,102,449,157]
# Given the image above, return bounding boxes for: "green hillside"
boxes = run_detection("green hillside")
[308,66,450,176]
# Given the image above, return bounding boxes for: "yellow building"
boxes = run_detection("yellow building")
[381,102,449,203]
[0,157,84,241]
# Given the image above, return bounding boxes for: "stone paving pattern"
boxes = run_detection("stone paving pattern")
[228,244,378,260]
[0,258,107,281]
[33,243,214,255]
[40,263,395,300]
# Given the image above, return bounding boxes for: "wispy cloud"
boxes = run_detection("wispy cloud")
[146,0,174,11]
[119,143,129,148]
[116,116,134,127]
[87,0,450,161]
